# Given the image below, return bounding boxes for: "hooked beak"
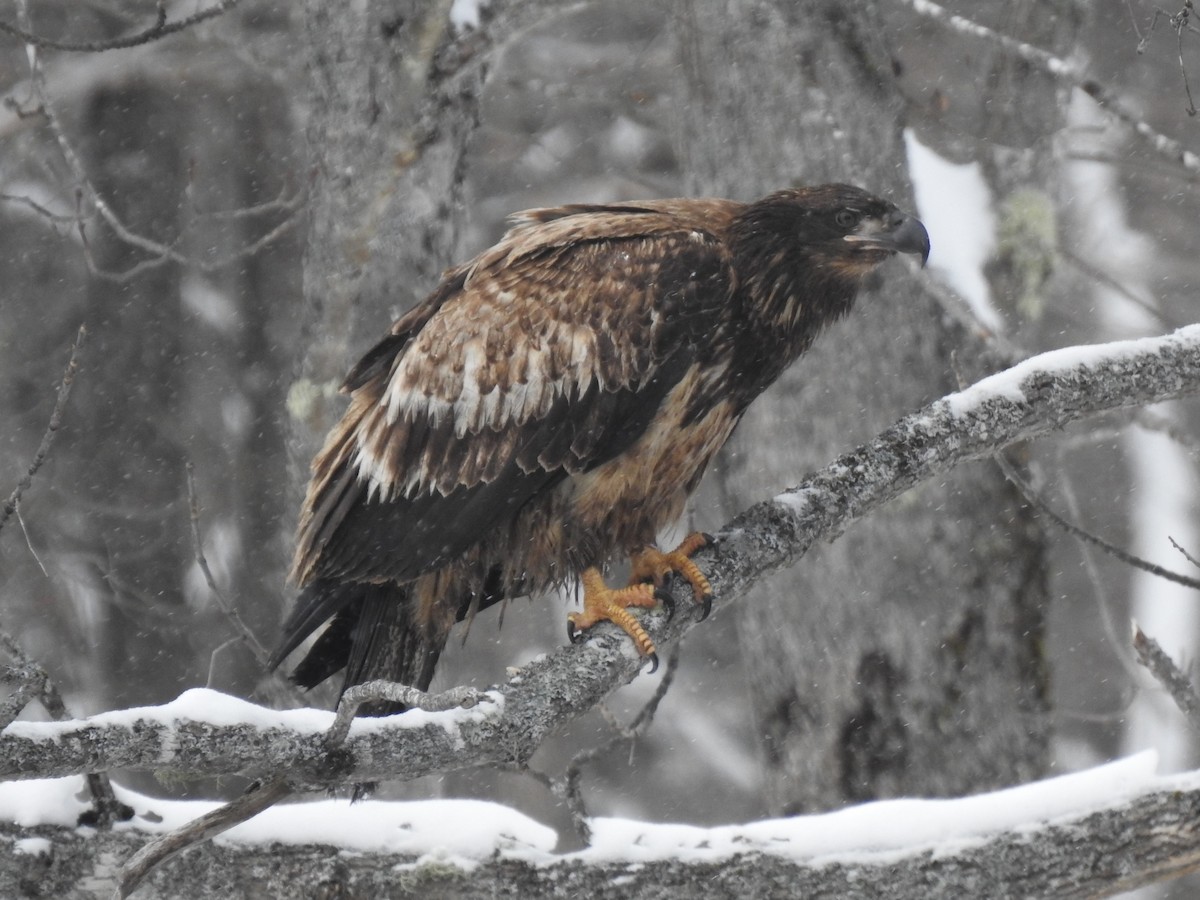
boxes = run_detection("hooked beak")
[844,212,931,267]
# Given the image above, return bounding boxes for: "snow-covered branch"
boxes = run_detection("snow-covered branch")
[3,326,1200,788]
[4,753,1200,898]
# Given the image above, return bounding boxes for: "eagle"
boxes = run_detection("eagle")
[271,184,929,707]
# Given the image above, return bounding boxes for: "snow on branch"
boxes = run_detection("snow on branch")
[2,326,1200,789]
[4,753,1200,897]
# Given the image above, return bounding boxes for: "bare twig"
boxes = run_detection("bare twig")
[1169,536,1200,570]
[1053,466,1145,680]
[0,0,239,54]
[1132,622,1200,733]
[900,0,1200,176]
[16,506,49,577]
[0,629,131,828]
[1061,248,1179,331]
[115,775,292,900]
[325,682,491,749]
[206,637,242,690]
[998,456,1200,592]
[0,630,68,728]
[184,463,270,667]
[563,644,681,842]
[0,324,85,537]
[1135,2,1200,115]
[14,13,304,281]
[0,191,85,225]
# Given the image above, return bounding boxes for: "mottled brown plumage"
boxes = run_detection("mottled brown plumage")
[271,184,929,704]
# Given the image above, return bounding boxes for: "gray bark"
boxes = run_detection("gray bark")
[671,0,1072,812]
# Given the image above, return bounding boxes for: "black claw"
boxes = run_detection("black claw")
[645,652,659,674]
[700,532,716,546]
[698,593,713,622]
[654,587,675,621]
[567,621,586,645]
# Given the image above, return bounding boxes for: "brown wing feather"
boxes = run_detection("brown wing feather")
[291,201,739,588]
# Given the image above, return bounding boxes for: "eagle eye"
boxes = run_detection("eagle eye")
[834,209,859,229]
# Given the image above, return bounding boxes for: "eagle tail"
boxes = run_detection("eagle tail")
[271,580,447,716]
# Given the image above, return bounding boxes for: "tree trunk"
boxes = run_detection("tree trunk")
[671,0,1069,812]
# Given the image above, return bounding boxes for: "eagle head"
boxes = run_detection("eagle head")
[752,183,929,272]
[722,183,929,383]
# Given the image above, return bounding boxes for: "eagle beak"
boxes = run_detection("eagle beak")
[844,212,931,267]
[887,214,931,267]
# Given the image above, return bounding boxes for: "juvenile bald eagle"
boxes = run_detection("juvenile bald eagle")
[272,184,929,705]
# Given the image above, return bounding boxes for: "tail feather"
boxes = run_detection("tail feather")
[271,580,448,716]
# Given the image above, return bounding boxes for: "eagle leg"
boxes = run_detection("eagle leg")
[628,532,715,620]
[567,567,673,673]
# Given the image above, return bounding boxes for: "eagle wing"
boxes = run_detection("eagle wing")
[291,201,739,590]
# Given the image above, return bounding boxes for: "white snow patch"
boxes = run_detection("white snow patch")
[0,777,555,864]
[450,0,490,31]
[2,753,1195,871]
[573,752,1177,867]
[0,688,501,747]
[14,837,53,856]
[773,488,816,517]
[905,130,1001,331]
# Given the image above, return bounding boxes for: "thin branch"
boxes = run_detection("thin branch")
[206,637,241,690]
[184,463,271,668]
[0,0,239,54]
[325,682,491,749]
[1170,535,1200,569]
[1053,464,1145,680]
[0,324,85,538]
[1061,247,1179,331]
[1132,622,1200,733]
[997,457,1200,592]
[115,775,292,900]
[0,191,85,225]
[15,18,304,281]
[899,0,1200,176]
[563,644,681,842]
[1135,2,1200,114]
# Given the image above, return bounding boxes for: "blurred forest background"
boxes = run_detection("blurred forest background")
[2,1,1200,892]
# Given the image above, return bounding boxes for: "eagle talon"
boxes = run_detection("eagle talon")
[645,651,659,674]
[654,587,675,621]
[697,593,713,621]
[566,619,586,645]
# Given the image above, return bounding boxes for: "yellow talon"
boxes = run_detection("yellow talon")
[629,532,714,618]
[567,568,669,670]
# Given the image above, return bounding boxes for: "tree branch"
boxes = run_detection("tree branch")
[3,325,1200,787]
[0,325,85,538]
[3,755,1200,898]
[1133,623,1200,734]
[899,0,1200,176]
[0,0,240,54]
